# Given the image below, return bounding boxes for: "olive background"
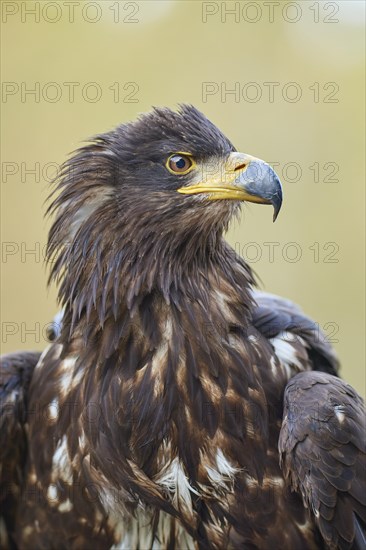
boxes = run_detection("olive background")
[1,1,365,396]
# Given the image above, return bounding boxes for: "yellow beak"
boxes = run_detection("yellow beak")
[177,152,283,221]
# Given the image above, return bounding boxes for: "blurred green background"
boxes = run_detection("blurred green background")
[1,1,365,396]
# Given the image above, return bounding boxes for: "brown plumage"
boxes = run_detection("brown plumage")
[0,105,365,549]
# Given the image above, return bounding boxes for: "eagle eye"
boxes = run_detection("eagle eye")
[166,153,195,175]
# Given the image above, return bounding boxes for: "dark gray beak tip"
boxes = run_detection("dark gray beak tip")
[234,159,283,221]
[272,186,283,222]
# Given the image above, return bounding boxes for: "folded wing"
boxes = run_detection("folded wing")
[279,371,366,550]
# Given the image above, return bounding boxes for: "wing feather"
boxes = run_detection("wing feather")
[0,351,41,548]
[251,290,339,375]
[279,371,366,549]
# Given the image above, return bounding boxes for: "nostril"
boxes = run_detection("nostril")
[234,162,248,172]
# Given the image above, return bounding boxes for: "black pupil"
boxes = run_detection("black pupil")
[175,157,187,169]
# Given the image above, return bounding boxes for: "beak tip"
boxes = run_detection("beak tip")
[236,159,283,222]
[273,209,280,222]
[272,201,282,222]
[271,184,283,222]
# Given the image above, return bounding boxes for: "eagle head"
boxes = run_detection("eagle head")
[47,105,282,323]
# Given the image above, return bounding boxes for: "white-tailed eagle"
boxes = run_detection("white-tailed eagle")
[1,105,365,549]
